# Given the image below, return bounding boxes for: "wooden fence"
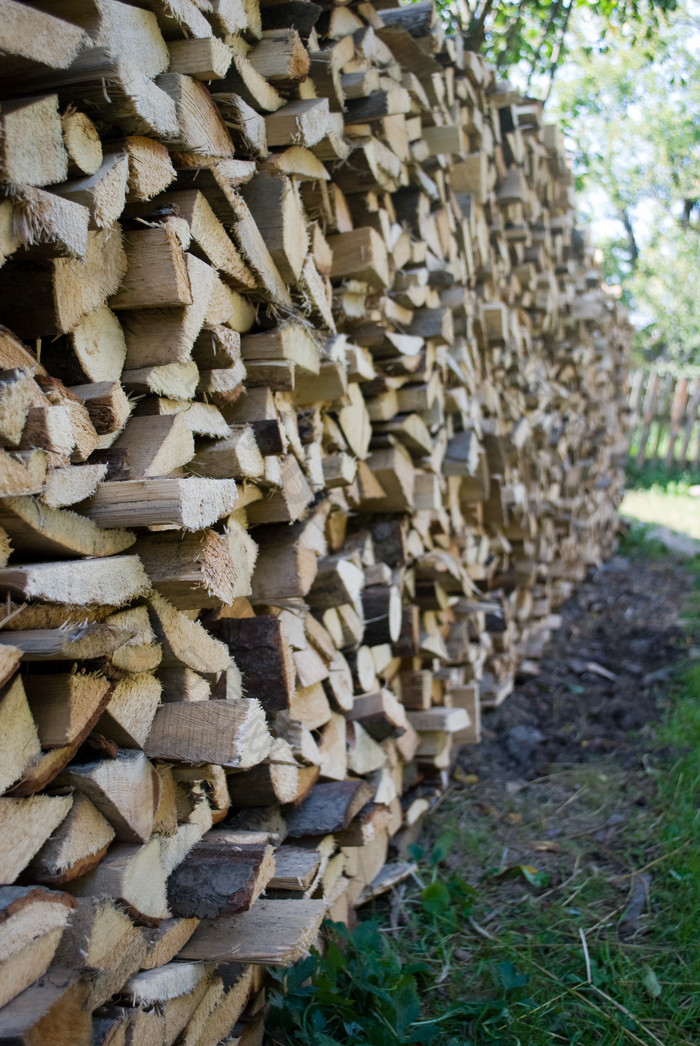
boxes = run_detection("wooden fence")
[629,370,700,470]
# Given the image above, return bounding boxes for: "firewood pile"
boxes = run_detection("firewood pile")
[0,0,630,1040]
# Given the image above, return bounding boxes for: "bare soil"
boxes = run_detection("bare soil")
[461,552,693,781]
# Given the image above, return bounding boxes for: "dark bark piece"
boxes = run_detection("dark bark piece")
[167,840,274,918]
[285,779,374,838]
[207,616,295,713]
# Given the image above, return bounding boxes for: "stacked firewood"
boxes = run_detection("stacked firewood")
[0,0,630,1040]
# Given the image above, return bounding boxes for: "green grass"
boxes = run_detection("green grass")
[621,461,700,544]
[269,530,700,1046]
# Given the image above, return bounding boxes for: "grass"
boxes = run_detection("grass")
[621,461,700,543]
[269,512,700,1046]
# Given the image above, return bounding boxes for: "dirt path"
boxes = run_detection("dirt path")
[460,551,693,783]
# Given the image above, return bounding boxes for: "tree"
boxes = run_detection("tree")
[549,2,700,368]
[455,0,679,99]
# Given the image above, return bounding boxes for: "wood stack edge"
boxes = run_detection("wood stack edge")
[0,0,630,1041]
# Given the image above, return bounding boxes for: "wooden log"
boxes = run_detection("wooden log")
[0,497,135,559]
[0,0,88,79]
[264,99,330,148]
[0,555,150,606]
[0,885,75,1008]
[110,225,192,311]
[0,676,41,794]
[285,779,374,838]
[0,795,73,884]
[23,670,111,749]
[228,738,301,806]
[11,187,89,259]
[347,689,407,741]
[157,189,256,292]
[0,622,134,661]
[207,616,295,713]
[145,699,272,769]
[0,228,127,337]
[22,794,115,886]
[80,476,238,530]
[135,529,239,609]
[0,94,67,187]
[178,898,326,965]
[147,592,231,675]
[168,840,275,917]
[159,72,236,158]
[69,838,169,923]
[56,750,159,844]
[95,672,162,749]
[52,153,130,230]
[248,29,310,87]
[61,109,102,177]
[168,37,233,80]
[0,970,91,1046]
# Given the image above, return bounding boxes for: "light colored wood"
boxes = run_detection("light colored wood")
[265,99,330,148]
[24,795,115,886]
[328,227,390,288]
[23,670,110,749]
[122,253,214,369]
[168,37,233,80]
[148,591,231,674]
[69,380,131,437]
[53,153,129,230]
[217,52,285,113]
[178,898,326,965]
[0,555,150,606]
[135,528,239,609]
[0,676,41,794]
[96,672,162,749]
[0,885,75,1008]
[248,29,310,87]
[144,397,230,439]
[140,916,200,970]
[0,969,91,1046]
[56,749,158,844]
[70,838,169,923]
[113,413,194,478]
[110,225,192,310]
[0,496,135,558]
[241,324,319,374]
[11,187,89,258]
[214,91,268,159]
[120,134,176,202]
[0,795,73,884]
[0,227,127,337]
[81,476,239,530]
[0,0,88,76]
[146,699,271,769]
[159,72,236,158]
[62,109,102,177]
[0,94,67,187]
[239,173,309,284]
[159,189,256,292]
[0,622,135,661]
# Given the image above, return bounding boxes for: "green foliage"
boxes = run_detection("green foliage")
[454,0,678,94]
[267,840,478,1045]
[550,2,700,368]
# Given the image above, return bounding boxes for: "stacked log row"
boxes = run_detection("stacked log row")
[0,0,630,1040]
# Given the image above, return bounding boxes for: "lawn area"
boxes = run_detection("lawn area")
[620,489,700,542]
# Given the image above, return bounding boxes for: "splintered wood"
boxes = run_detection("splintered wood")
[0,0,630,1038]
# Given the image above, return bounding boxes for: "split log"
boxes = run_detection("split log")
[167,840,275,917]
[145,699,272,769]
[0,885,75,1008]
[178,898,326,965]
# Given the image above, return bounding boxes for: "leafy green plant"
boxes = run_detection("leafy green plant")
[267,838,479,1045]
